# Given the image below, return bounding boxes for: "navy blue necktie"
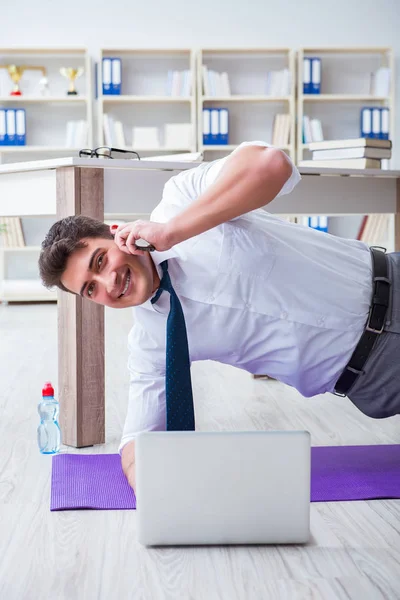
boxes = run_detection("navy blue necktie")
[151,260,195,431]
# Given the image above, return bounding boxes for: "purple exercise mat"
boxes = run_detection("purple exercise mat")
[50,445,400,511]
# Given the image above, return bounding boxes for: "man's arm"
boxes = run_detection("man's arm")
[121,439,136,492]
[167,145,293,246]
[113,144,294,255]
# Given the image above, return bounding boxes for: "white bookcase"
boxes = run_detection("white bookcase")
[197,48,296,161]
[297,47,395,250]
[0,47,93,164]
[297,47,395,163]
[97,48,197,157]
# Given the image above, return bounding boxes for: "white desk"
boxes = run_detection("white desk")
[1,157,399,448]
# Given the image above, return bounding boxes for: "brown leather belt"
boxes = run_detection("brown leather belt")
[334,247,391,396]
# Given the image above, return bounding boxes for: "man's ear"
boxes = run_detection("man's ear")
[110,224,118,236]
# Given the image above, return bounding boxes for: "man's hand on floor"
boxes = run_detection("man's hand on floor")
[121,439,136,493]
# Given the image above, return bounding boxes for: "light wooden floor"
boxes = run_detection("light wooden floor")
[1,303,400,600]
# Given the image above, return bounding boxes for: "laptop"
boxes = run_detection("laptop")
[135,430,310,546]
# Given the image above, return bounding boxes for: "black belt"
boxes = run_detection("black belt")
[334,247,391,396]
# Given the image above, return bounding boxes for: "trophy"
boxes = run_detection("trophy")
[0,64,47,96]
[60,67,84,95]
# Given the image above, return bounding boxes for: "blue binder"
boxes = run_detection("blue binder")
[15,109,26,146]
[210,108,219,145]
[0,109,6,146]
[5,109,16,145]
[102,57,112,95]
[360,107,372,138]
[111,58,122,95]
[219,108,229,144]
[311,58,321,94]
[371,107,381,140]
[203,108,211,145]
[380,107,389,140]
[303,58,311,94]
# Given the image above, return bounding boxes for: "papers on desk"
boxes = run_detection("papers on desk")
[143,152,203,162]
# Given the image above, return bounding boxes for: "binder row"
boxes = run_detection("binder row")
[360,107,389,140]
[0,108,26,146]
[203,108,229,145]
[306,216,328,232]
[303,58,321,94]
[102,58,122,95]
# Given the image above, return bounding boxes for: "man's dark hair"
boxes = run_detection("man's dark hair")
[39,215,113,292]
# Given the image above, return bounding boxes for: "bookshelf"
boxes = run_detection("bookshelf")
[97,48,197,156]
[197,48,296,161]
[296,47,395,250]
[297,47,395,163]
[0,47,93,164]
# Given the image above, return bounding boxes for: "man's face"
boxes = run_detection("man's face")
[61,237,160,308]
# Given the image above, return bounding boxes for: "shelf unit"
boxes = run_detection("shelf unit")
[297,47,395,163]
[97,48,197,156]
[0,47,93,164]
[197,48,296,161]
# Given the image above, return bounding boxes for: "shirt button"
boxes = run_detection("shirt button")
[280,311,288,319]
[209,295,215,302]
[317,317,325,326]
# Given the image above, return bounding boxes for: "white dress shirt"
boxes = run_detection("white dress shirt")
[118,141,373,453]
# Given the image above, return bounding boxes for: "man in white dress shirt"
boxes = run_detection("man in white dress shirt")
[39,141,400,491]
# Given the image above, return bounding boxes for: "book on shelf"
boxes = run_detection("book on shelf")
[312,147,391,160]
[265,69,291,96]
[103,114,126,147]
[65,120,88,148]
[0,217,25,248]
[299,158,382,169]
[370,67,391,97]
[308,138,392,151]
[302,116,324,143]
[166,70,193,97]
[202,66,231,96]
[357,214,389,246]
[272,114,290,147]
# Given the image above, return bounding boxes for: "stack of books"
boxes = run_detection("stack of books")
[202,66,231,96]
[299,137,392,169]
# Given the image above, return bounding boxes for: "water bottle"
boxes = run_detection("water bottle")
[37,382,61,454]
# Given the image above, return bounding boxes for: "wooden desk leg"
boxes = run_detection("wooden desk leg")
[396,178,400,252]
[56,167,105,447]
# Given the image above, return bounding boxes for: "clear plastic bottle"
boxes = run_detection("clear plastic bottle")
[37,382,61,454]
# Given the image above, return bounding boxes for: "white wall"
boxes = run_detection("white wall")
[2,0,400,164]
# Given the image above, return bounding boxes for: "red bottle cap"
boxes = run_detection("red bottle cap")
[42,382,55,397]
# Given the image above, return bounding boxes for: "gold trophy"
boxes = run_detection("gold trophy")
[0,64,47,96]
[60,67,84,95]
